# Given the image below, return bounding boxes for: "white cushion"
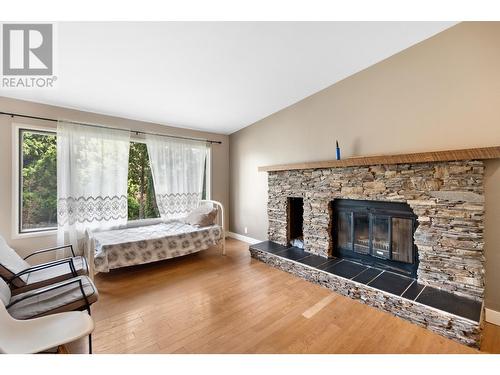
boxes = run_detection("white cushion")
[8,276,98,320]
[0,235,30,285]
[184,206,217,227]
[27,256,88,285]
[0,278,11,306]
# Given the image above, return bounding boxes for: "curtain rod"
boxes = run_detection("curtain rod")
[0,111,222,145]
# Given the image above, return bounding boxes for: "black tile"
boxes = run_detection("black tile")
[250,241,290,254]
[323,260,367,279]
[352,267,383,284]
[416,287,482,322]
[297,254,330,268]
[317,258,343,270]
[275,247,308,261]
[401,282,425,300]
[367,272,414,296]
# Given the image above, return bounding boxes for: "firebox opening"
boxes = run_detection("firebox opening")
[287,197,304,249]
[332,199,419,277]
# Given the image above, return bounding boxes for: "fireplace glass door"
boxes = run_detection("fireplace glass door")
[332,199,418,277]
[372,216,390,259]
[337,211,352,250]
[353,213,369,255]
[391,217,414,263]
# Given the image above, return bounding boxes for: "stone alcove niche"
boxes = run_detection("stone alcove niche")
[287,197,304,248]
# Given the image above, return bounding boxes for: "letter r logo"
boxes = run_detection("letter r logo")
[2,24,53,76]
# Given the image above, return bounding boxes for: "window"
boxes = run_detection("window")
[19,129,58,233]
[127,141,209,220]
[127,142,160,220]
[16,128,211,235]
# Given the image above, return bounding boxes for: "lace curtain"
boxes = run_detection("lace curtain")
[56,122,131,259]
[146,135,208,219]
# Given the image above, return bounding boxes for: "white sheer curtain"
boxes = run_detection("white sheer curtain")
[57,122,130,258]
[146,135,208,219]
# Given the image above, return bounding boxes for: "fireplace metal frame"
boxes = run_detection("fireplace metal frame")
[331,199,419,277]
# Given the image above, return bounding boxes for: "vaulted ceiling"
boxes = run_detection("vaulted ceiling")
[0,22,456,134]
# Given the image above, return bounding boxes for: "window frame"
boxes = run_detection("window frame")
[12,123,58,239]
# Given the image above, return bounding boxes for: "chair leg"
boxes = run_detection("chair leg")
[86,306,93,354]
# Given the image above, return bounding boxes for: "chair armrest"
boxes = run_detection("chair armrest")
[24,244,75,260]
[7,277,87,309]
[8,258,77,287]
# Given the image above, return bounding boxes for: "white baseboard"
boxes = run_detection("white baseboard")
[485,308,500,326]
[227,231,261,245]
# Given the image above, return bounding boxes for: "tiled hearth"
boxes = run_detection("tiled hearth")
[249,240,483,347]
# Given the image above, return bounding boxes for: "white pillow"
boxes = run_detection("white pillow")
[0,277,11,306]
[184,206,218,227]
[0,235,30,283]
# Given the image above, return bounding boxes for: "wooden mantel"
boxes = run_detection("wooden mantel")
[258,146,500,172]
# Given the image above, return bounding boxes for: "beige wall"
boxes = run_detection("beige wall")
[0,96,229,260]
[229,22,500,310]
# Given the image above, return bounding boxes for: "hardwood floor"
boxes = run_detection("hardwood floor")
[70,238,500,354]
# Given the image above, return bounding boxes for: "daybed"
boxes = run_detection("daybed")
[85,200,225,274]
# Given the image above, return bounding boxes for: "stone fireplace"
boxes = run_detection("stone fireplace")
[250,149,500,347]
[268,160,485,301]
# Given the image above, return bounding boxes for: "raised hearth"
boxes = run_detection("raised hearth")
[249,240,482,347]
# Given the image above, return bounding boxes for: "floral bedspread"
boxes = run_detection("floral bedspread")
[91,221,222,272]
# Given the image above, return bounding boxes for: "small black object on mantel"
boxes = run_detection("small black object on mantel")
[336,140,341,160]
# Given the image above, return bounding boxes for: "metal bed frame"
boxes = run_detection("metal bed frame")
[85,199,226,277]
[199,199,226,256]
